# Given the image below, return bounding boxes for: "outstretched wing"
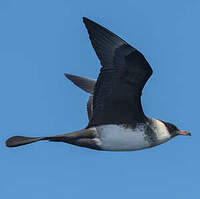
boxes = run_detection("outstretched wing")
[64,73,96,94]
[83,17,153,127]
[64,73,95,122]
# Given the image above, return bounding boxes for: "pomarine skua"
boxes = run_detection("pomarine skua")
[6,17,191,151]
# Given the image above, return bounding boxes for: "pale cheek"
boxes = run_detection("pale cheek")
[149,118,171,141]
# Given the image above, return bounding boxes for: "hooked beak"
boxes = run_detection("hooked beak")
[177,131,191,136]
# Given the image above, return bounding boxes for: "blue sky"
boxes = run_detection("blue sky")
[0,0,199,198]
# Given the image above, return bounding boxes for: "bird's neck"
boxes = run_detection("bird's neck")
[148,118,171,143]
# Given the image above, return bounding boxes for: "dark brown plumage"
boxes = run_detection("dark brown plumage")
[83,17,152,127]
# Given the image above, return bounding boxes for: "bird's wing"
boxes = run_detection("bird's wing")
[64,73,96,94]
[64,73,95,121]
[87,95,93,121]
[83,17,153,127]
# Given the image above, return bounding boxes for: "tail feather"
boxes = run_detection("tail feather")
[6,136,44,147]
[6,128,97,148]
[5,135,69,147]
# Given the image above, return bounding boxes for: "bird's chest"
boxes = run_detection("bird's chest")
[95,124,153,151]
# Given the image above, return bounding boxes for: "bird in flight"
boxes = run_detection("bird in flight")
[6,17,191,151]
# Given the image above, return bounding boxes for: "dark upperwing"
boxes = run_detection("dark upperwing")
[83,17,153,127]
[64,73,96,94]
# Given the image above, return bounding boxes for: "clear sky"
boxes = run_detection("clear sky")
[0,0,199,198]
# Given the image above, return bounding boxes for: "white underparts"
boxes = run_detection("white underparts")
[95,124,151,151]
[93,119,171,151]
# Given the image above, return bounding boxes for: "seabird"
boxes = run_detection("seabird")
[6,17,191,151]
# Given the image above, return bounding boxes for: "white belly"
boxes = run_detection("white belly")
[95,124,151,151]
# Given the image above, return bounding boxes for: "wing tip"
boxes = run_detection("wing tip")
[64,73,72,79]
[64,73,95,94]
[82,17,90,23]
[82,17,98,28]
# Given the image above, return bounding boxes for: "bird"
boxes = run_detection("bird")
[6,17,191,151]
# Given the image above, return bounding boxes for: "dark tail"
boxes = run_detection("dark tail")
[6,128,98,149]
[6,136,47,147]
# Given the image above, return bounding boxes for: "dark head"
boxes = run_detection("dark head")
[163,121,191,137]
